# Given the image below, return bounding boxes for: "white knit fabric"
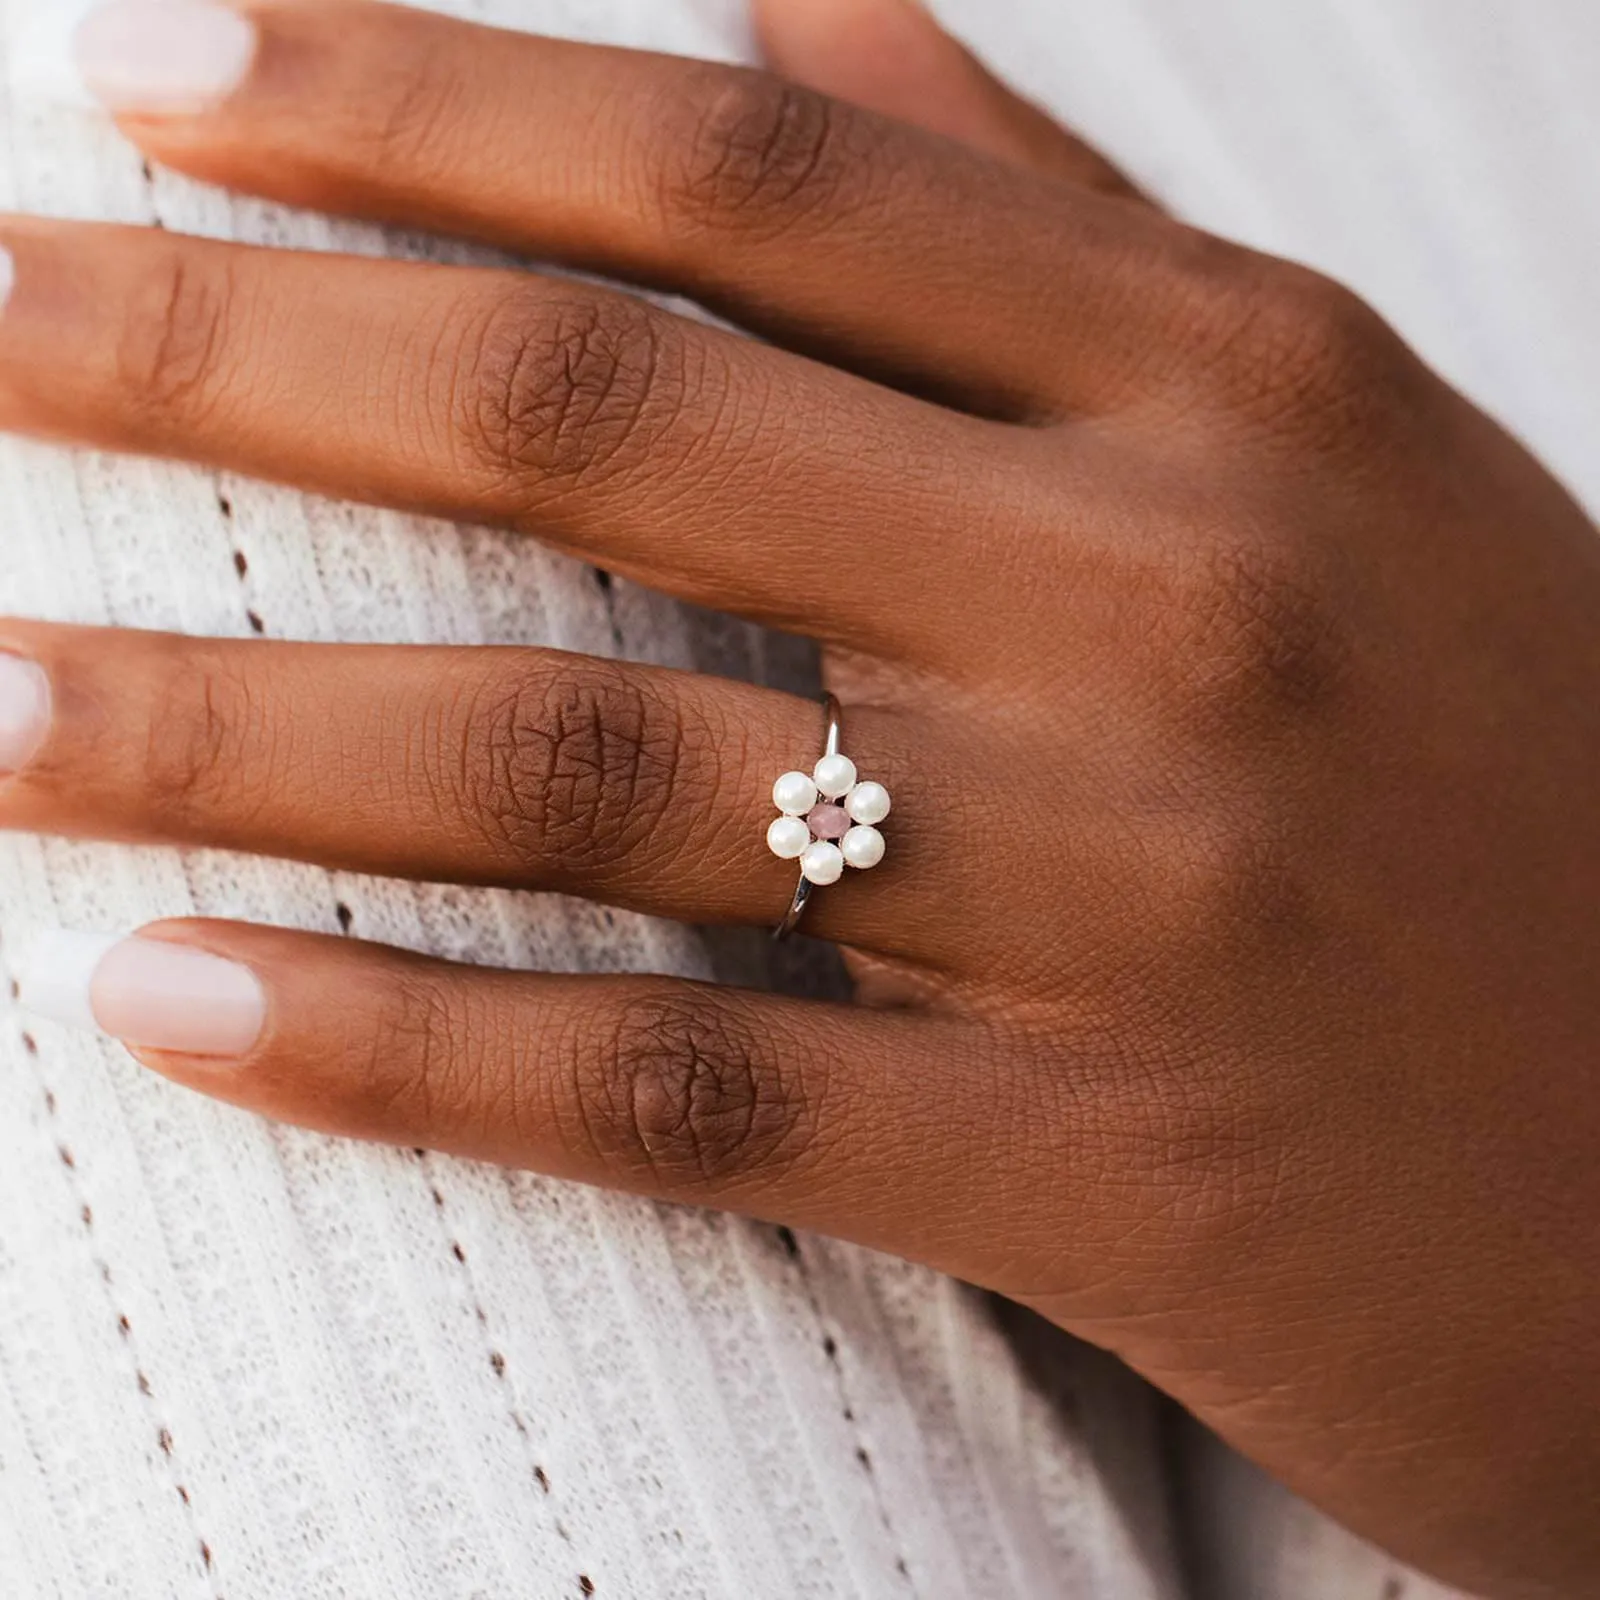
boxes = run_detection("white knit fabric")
[2,0,1592,1595]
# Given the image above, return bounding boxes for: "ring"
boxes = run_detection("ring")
[768,693,892,940]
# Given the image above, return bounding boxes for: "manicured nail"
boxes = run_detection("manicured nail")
[0,654,52,775]
[17,931,266,1058]
[74,0,258,114]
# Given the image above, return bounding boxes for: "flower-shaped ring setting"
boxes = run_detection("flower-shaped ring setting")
[767,695,890,939]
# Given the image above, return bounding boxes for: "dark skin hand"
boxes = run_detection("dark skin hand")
[2,2,1597,1593]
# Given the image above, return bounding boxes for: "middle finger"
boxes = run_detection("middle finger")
[0,219,1000,664]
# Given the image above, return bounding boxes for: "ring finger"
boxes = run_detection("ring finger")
[0,622,933,956]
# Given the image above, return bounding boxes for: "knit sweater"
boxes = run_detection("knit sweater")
[6,0,1587,1594]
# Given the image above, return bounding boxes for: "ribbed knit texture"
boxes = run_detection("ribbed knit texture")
[5,0,1590,1594]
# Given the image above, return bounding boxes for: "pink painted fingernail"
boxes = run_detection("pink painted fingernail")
[0,654,52,775]
[17,931,266,1058]
[75,0,259,114]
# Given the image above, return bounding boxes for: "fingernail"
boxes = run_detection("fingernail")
[74,0,258,114]
[17,931,266,1058]
[0,655,52,775]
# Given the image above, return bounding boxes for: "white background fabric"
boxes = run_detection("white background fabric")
[2,0,1593,1595]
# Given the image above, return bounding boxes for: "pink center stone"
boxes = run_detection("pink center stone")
[806,803,852,841]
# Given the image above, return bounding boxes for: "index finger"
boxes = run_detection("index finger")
[81,0,1194,419]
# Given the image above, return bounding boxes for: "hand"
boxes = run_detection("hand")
[4,3,1597,1593]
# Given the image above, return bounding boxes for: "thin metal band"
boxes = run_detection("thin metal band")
[774,693,843,942]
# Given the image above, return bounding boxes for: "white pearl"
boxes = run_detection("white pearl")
[766,816,811,860]
[841,825,886,870]
[772,771,819,815]
[844,781,891,826]
[800,841,845,886]
[812,753,857,800]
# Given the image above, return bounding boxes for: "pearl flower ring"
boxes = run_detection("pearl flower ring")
[768,695,887,939]
[767,758,891,886]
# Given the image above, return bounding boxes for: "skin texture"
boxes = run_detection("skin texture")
[0,1,1597,1592]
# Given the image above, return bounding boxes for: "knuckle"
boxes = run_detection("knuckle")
[1144,788,1305,966]
[574,993,813,1191]
[1254,270,1402,393]
[659,70,869,238]
[116,248,236,423]
[1110,550,1348,980]
[349,46,463,174]
[457,660,692,880]
[1114,1060,1306,1254]
[359,973,508,1140]
[453,291,686,497]
[144,647,268,824]
[1201,263,1417,434]
[1145,537,1351,731]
